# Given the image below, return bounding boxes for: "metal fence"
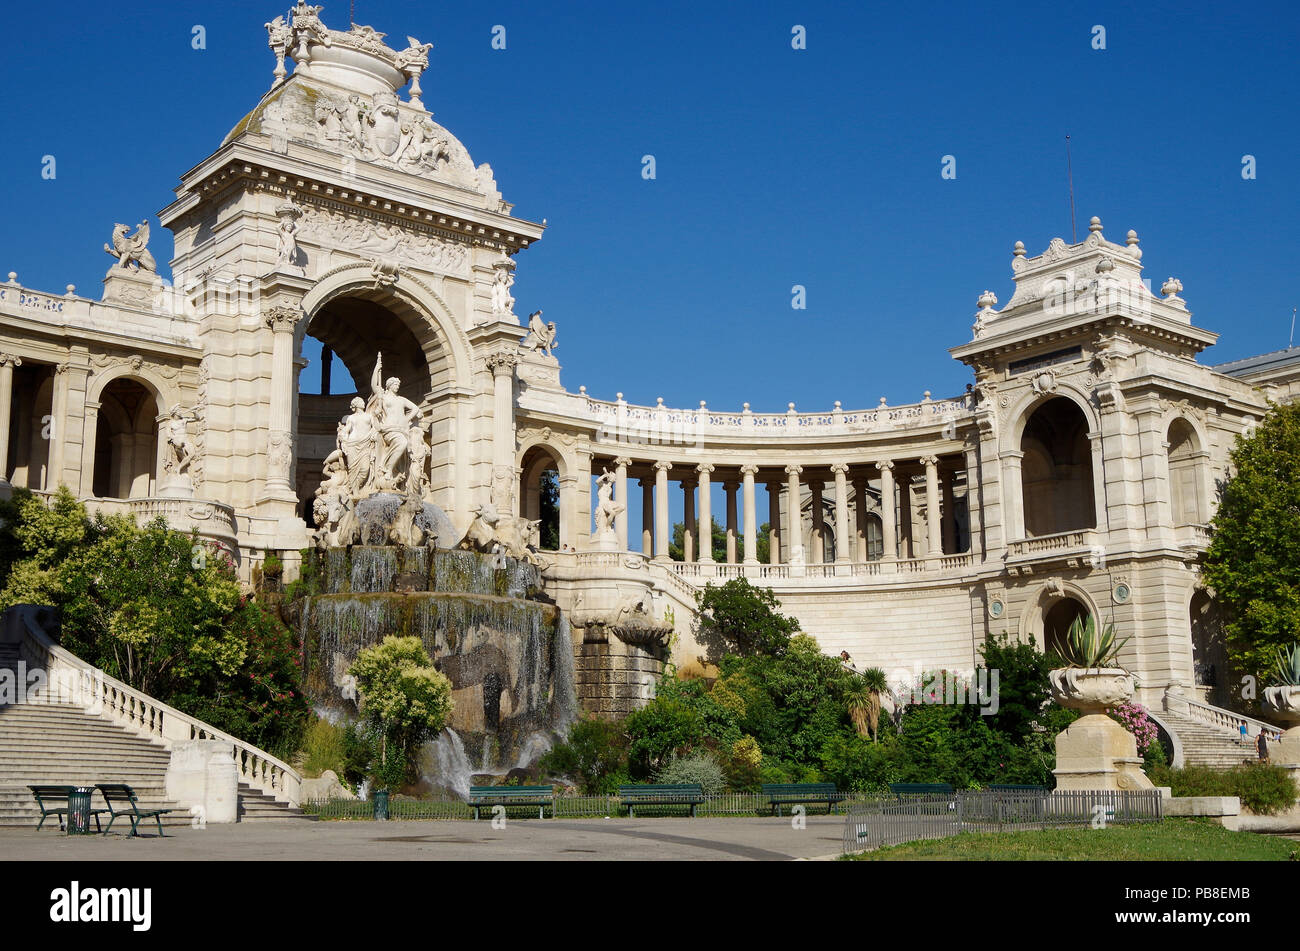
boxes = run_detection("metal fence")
[842,789,1164,854]
[304,790,865,821]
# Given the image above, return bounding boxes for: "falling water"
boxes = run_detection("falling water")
[424,728,475,799]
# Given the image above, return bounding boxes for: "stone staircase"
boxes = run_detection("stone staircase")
[1159,709,1264,770]
[0,638,307,827]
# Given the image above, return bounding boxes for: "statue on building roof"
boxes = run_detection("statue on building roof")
[520,309,557,357]
[104,222,156,272]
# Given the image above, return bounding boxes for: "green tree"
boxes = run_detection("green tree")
[846,667,889,742]
[349,636,453,789]
[1201,402,1300,685]
[538,468,560,550]
[669,518,769,563]
[694,577,800,660]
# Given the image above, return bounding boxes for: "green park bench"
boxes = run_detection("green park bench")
[619,783,705,818]
[95,783,177,837]
[761,782,845,816]
[468,785,553,819]
[29,785,106,832]
[888,783,954,799]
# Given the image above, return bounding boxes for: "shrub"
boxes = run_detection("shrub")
[725,736,763,791]
[537,716,629,794]
[1147,763,1299,815]
[299,716,347,778]
[655,751,727,796]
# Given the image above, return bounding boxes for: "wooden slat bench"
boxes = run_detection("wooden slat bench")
[95,784,176,837]
[468,785,553,820]
[29,785,106,832]
[618,783,705,818]
[761,782,845,816]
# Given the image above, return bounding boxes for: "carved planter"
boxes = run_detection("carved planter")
[1262,685,1300,725]
[1048,667,1135,715]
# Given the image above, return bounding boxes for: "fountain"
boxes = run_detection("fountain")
[289,353,578,796]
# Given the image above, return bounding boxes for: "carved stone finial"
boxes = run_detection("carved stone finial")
[977,289,997,310]
[1088,216,1103,234]
[1161,276,1184,299]
[1012,241,1026,258]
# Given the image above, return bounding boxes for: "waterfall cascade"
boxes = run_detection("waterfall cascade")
[291,545,578,797]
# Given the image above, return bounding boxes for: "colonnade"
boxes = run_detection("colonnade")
[596,453,972,564]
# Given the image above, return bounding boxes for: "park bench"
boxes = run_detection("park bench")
[468,785,553,819]
[95,783,176,837]
[761,782,845,816]
[29,785,106,832]
[619,783,705,817]
[888,783,954,799]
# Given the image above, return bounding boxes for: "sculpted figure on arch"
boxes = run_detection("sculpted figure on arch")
[367,354,423,492]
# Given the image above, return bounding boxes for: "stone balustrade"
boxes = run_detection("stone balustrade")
[12,604,301,806]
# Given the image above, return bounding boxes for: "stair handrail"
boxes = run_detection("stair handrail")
[1163,683,1278,739]
[6,603,302,806]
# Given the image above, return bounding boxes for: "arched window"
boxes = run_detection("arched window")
[519,446,562,550]
[93,378,161,499]
[1020,397,1096,537]
[1167,419,1205,526]
[865,512,884,560]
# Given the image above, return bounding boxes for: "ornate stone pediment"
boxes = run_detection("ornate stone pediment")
[296,205,469,275]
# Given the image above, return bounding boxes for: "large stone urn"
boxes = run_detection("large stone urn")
[1262,685,1300,775]
[1050,668,1154,791]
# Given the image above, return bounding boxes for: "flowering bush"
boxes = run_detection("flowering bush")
[1107,700,1159,755]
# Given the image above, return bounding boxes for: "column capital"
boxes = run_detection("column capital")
[653,460,673,473]
[876,459,895,473]
[830,463,850,476]
[696,462,716,476]
[740,464,760,477]
[681,477,698,490]
[723,480,740,492]
[54,362,71,375]
[0,353,23,369]
[920,454,939,468]
[264,305,303,333]
[486,350,520,376]
[784,464,803,476]
[614,456,633,468]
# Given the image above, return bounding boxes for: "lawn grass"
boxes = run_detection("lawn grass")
[846,818,1299,861]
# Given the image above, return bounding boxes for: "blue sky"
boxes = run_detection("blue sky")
[1,0,1296,416]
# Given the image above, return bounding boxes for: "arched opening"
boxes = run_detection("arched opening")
[1042,596,1089,661]
[6,362,55,490]
[92,378,162,499]
[519,446,561,551]
[1167,418,1205,526]
[296,293,445,524]
[1021,397,1096,537]
[1190,589,1227,705]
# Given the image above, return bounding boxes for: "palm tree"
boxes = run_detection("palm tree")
[846,667,891,742]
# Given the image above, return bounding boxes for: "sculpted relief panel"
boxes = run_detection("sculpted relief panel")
[296,205,470,275]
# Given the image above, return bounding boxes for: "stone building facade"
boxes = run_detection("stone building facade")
[0,5,1286,709]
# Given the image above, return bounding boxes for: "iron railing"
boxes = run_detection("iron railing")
[842,788,1163,854]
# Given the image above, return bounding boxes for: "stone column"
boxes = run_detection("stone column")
[47,363,70,490]
[486,351,519,475]
[263,305,302,503]
[964,442,983,558]
[653,461,671,561]
[697,464,714,563]
[0,354,20,489]
[640,477,653,554]
[1001,450,1025,542]
[614,456,631,550]
[79,402,101,497]
[741,464,759,565]
[767,482,782,565]
[785,465,804,563]
[922,454,940,556]
[114,433,134,498]
[724,480,738,563]
[558,474,577,551]
[810,478,825,564]
[941,467,958,554]
[878,460,897,561]
[682,477,697,562]
[899,469,914,559]
[832,464,851,565]
[573,450,591,549]
[853,473,869,561]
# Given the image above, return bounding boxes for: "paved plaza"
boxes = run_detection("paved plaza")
[0,816,846,861]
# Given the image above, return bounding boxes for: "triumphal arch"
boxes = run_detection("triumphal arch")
[0,4,1287,712]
